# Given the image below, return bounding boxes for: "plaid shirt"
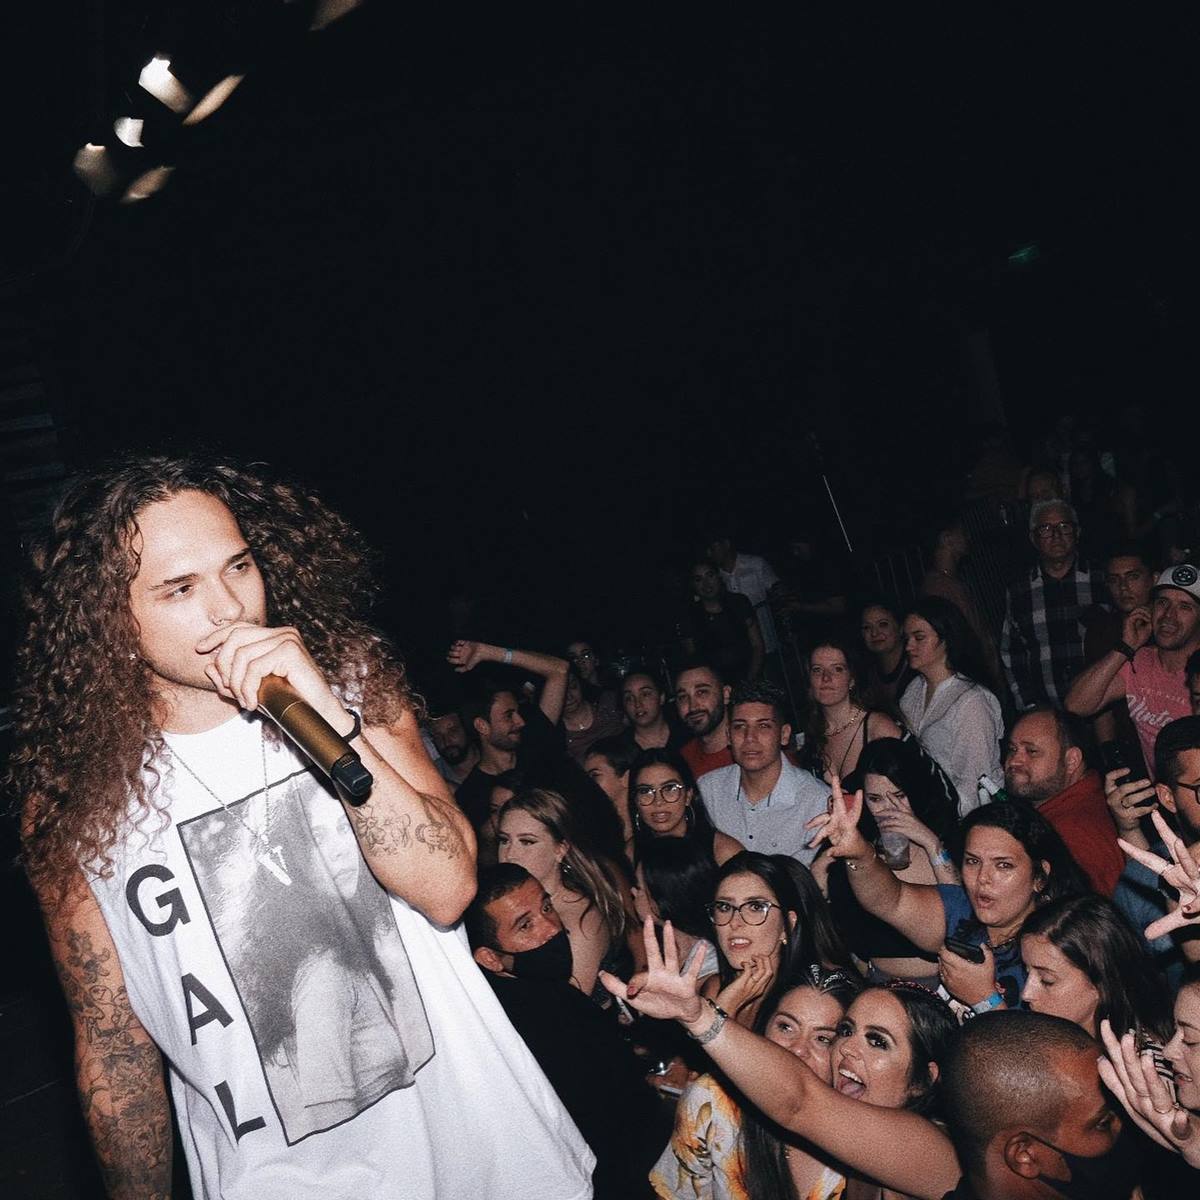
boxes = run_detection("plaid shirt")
[1000,560,1108,709]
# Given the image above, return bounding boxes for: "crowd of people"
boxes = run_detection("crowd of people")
[17,445,1200,1200]
[421,456,1200,1199]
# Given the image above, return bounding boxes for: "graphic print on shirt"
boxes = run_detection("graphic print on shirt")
[177,767,434,1145]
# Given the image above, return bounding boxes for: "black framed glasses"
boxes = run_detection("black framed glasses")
[634,781,687,806]
[1175,778,1200,802]
[706,899,780,926]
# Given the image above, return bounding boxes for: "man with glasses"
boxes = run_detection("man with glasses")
[698,680,827,864]
[1000,499,1107,710]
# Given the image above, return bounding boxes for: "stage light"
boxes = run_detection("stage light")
[122,165,175,204]
[72,143,119,195]
[114,117,144,148]
[138,56,192,114]
[183,74,245,126]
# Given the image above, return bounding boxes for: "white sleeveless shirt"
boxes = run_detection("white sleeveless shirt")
[87,711,594,1199]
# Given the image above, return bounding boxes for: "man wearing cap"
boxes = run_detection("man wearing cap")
[1066,563,1200,777]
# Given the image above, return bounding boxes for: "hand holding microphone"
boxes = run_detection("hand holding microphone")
[197,621,374,802]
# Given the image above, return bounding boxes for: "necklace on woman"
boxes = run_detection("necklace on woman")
[169,725,292,887]
[824,706,865,738]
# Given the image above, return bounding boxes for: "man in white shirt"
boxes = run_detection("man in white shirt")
[706,528,782,658]
[699,681,828,864]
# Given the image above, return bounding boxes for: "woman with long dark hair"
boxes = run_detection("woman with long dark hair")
[634,836,722,982]
[859,597,915,711]
[821,737,960,987]
[648,968,956,1200]
[898,595,1004,815]
[682,558,765,683]
[798,633,901,787]
[631,747,742,866]
[812,784,1086,1013]
[1020,893,1173,1041]
[702,851,854,1027]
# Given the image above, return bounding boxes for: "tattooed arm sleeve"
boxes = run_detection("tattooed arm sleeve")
[38,873,172,1200]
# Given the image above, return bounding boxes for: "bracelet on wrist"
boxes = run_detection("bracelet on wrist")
[1116,640,1138,662]
[930,846,952,869]
[971,990,1004,1015]
[502,647,514,665]
[687,997,729,1044]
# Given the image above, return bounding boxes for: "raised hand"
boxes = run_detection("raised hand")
[805,774,871,858]
[599,917,706,1025]
[446,640,487,673]
[1098,1019,1200,1167]
[1119,811,1200,940]
[1121,605,1153,652]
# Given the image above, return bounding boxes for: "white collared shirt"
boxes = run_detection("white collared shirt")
[900,673,1003,815]
[699,756,829,864]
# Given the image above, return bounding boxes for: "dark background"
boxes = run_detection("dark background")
[8,4,1199,665]
[2,6,1199,1193]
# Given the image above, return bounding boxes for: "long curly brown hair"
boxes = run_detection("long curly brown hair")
[11,454,421,897]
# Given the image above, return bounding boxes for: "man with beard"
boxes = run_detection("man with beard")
[1110,715,1200,981]
[426,708,479,790]
[1003,707,1123,895]
[449,639,570,827]
[674,661,733,779]
[466,865,665,1199]
[1067,564,1200,777]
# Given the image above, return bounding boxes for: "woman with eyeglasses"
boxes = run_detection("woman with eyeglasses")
[631,748,743,868]
[703,851,854,1029]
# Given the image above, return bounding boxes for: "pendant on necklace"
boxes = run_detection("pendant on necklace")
[257,843,292,887]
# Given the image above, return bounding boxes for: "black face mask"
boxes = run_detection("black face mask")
[510,929,573,983]
[1031,1121,1140,1200]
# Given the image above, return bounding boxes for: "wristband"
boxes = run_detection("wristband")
[1116,641,1138,662]
[931,846,952,869]
[687,997,729,1044]
[971,990,1004,1015]
[502,647,514,665]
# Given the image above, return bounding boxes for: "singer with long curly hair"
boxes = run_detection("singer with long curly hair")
[12,454,593,1200]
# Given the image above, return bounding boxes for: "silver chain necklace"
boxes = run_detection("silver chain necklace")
[168,724,292,886]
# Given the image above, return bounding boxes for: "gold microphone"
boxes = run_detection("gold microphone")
[257,676,374,803]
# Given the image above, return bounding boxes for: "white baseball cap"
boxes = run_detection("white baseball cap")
[1152,563,1200,602]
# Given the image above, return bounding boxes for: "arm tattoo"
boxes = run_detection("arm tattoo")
[54,931,171,1200]
[350,794,465,859]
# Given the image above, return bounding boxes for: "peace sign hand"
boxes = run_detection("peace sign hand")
[805,774,871,859]
[1119,810,1200,941]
